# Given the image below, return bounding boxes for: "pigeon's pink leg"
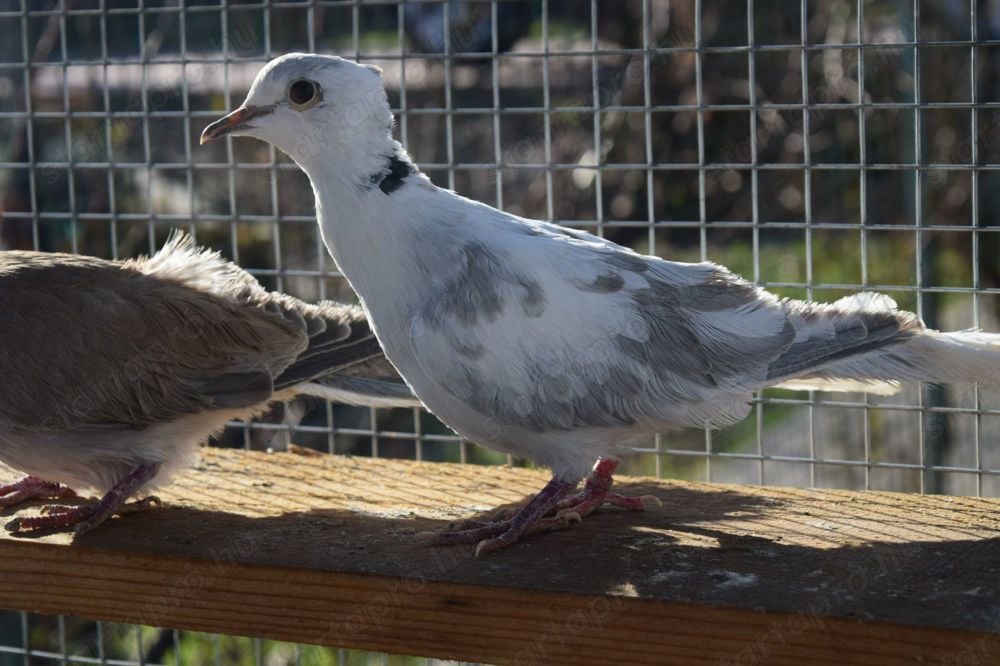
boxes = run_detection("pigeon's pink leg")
[554,458,662,518]
[425,458,662,556]
[5,462,161,535]
[0,476,76,508]
[423,475,579,556]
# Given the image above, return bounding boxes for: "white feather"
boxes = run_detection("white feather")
[295,381,422,409]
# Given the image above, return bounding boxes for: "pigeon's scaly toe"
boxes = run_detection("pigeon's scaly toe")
[6,463,161,536]
[72,496,162,535]
[425,458,662,555]
[7,504,97,533]
[472,513,582,557]
[424,520,512,545]
[555,491,662,519]
[6,496,161,535]
[554,459,662,519]
[445,507,519,531]
[0,476,76,509]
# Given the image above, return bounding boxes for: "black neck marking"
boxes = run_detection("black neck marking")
[369,153,416,195]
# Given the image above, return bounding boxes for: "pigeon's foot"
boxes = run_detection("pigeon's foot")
[423,458,662,556]
[422,475,578,556]
[6,496,160,535]
[553,458,662,519]
[5,462,161,536]
[443,507,519,532]
[0,476,77,509]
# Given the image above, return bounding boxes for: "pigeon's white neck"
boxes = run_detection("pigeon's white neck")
[295,132,440,312]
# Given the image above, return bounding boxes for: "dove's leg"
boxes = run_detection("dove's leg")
[425,458,662,556]
[424,475,579,556]
[553,458,662,518]
[0,476,77,508]
[6,462,161,535]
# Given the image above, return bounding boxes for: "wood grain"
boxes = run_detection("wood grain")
[1,448,998,665]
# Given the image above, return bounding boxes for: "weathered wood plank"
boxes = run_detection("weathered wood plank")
[0,448,998,665]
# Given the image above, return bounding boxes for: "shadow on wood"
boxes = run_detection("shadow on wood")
[0,448,998,665]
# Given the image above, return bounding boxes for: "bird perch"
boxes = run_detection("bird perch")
[0,448,997,665]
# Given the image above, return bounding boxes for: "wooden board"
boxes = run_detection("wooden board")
[1,448,999,665]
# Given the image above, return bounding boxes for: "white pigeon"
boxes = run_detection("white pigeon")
[0,232,419,535]
[203,54,1000,555]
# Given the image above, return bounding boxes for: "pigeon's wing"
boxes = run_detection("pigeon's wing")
[411,211,925,433]
[0,249,310,431]
[407,220,796,433]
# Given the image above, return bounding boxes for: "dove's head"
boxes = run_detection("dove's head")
[200,54,393,167]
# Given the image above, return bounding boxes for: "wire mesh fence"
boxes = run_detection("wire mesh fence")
[1,0,998,663]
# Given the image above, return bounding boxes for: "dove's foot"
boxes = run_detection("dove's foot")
[554,458,662,519]
[0,476,77,508]
[422,474,578,556]
[6,496,160,535]
[423,458,662,556]
[5,462,161,536]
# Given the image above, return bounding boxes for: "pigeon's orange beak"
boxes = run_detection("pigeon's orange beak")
[200,104,273,144]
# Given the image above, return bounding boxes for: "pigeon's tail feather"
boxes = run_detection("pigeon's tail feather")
[769,293,1000,392]
[790,329,1000,389]
[295,377,421,409]
[775,377,902,395]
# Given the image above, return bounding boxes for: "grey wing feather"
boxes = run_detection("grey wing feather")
[142,233,390,388]
[767,294,922,381]
[272,304,386,390]
[416,218,926,435]
[412,227,796,433]
[317,376,415,400]
[0,233,401,431]
[140,232,397,390]
[0,249,307,431]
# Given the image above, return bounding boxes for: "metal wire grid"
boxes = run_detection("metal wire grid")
[0,0,999,663]
[0,615,423,666]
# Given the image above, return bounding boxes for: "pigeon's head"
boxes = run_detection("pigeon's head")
[200,53,392,164]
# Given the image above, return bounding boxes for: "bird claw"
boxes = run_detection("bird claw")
[473,539,491,558]
[538,507,578,524]
[639,494,663,510]
[553,510,582,525]
[415,529,446,543]
[121,496,161,513]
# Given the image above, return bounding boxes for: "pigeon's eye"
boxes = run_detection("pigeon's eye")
[288,79,319,109]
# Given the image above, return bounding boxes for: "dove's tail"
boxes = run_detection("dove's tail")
[768,293,1000,395]
[296,377,422,409]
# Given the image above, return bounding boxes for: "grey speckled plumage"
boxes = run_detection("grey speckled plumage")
[0,232,418,500]
[203,53,1000,554]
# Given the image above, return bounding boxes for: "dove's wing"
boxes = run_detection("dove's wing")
[407,209,919,434]
[272,301,385,390]
[0,235,398,432]
[0,250,307,431]
[138,233,391,391]
[406,214,787,433]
